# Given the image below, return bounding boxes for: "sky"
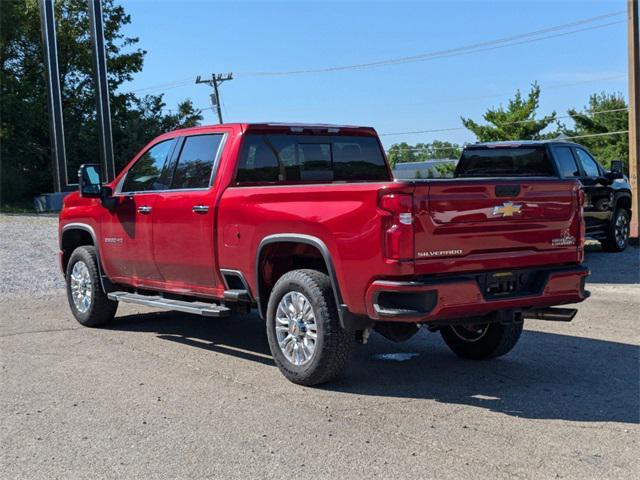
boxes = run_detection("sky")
[117,0,630,149]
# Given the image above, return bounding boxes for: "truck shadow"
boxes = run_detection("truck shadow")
[334,329,639,424]
[108,312,639,424]
[584,244,639,284]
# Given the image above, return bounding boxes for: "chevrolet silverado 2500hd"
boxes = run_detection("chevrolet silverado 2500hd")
[59,123,590,385]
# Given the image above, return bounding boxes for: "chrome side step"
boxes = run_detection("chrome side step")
[108,291,230,317]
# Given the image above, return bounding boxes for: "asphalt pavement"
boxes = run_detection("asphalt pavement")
[1,214,638,479]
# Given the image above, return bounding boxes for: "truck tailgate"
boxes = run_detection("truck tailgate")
[412,179,583,274]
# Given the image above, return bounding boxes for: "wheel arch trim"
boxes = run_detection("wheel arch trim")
[61,222,112,293]
[613,191,633,217]
[255,233,345,322]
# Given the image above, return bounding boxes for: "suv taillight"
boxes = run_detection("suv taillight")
[379,193,414,260]
[577,188,586,250]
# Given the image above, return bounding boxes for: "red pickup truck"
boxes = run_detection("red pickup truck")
[59,123,589,385]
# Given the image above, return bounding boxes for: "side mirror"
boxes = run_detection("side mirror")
[79,164,103,197]
[596,175,613,186]
[610,160,624,179]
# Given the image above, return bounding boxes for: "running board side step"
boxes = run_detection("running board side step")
[108,292,230,317]
[522,307,577,322]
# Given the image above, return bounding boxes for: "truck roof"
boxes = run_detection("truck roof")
[466,140,582,149]
[169,122,377,135]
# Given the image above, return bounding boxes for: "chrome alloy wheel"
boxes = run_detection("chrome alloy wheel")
[275,291,318,366]
[615,213,629,249]
[70,260,93,313]
[451,323,489,343]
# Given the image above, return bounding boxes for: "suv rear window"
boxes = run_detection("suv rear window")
[456,147,554,177]
[235,134,389,184]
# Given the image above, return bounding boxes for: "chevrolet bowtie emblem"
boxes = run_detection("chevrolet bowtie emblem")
[492,201,523,217]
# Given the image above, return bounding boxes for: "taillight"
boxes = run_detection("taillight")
[577,188,586,251]
[379,193,414,260]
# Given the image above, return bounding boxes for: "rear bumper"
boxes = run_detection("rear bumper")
[365,265,590,323]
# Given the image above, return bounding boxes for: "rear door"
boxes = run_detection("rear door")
[572,147,611,231]
[151,132,226,295]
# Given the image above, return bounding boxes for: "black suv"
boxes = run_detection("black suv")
[455,141,633,252]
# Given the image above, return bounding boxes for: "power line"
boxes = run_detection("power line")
[380,107,629,137]
[121,11,624,94]
[237,12,625,76]
[387,130,630,153]
[126,77,193,94]
[203,74,625,116]
[559,130,629,140]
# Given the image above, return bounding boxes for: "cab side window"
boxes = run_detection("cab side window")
[170,134,224,189]
[121,139,176,193]
[574,148,600,178]
[553,147,580,178]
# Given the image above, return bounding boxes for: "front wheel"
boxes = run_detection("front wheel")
[66,246,118,327]
[266,269,354,386]
[440,321,523,360]
[600,208,630,252]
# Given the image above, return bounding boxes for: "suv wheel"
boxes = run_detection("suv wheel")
[266,269,354,386]
[601,208,630,252]
[66,246,118,327]
[440,321,523,360]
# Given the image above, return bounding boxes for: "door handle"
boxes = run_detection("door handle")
[137,205,152,214]
[192,205,209,214]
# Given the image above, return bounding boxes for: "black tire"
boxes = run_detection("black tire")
[600,208,630,252]
[266,269,354,386]
[66,246,118,327]
[440,321,523,360]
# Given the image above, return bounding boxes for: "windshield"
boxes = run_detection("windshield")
[456,147,555,177]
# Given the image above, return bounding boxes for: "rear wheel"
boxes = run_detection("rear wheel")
[600,208,630,252]
[266,269,354,386]
[66,246,118,327]
[440,321,523,360]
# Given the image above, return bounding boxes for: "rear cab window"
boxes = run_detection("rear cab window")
[455,146,555,178]
[235,134,390,184]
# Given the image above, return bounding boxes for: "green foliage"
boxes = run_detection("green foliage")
[461,83,556,142]
[560,92,628,170]
[435,162,456,178]
[0,0,202,206]
[387,140,461,168]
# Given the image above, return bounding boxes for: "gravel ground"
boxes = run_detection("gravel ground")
[1,214,639,479]
[0,215,64,296]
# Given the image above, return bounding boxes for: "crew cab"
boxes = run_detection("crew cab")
[456,141,632,251]
[59,123,590,385]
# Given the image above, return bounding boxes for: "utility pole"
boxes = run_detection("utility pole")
[629,0,639,240]
[87,0,116,182]
[38,0,67,192]
[195,73,233,124]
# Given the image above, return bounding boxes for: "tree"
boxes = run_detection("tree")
[560,92,628,169]
[386,142,416,168]
[0,0,202,207]
[387,140,461,168]
[461,83,556,142]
